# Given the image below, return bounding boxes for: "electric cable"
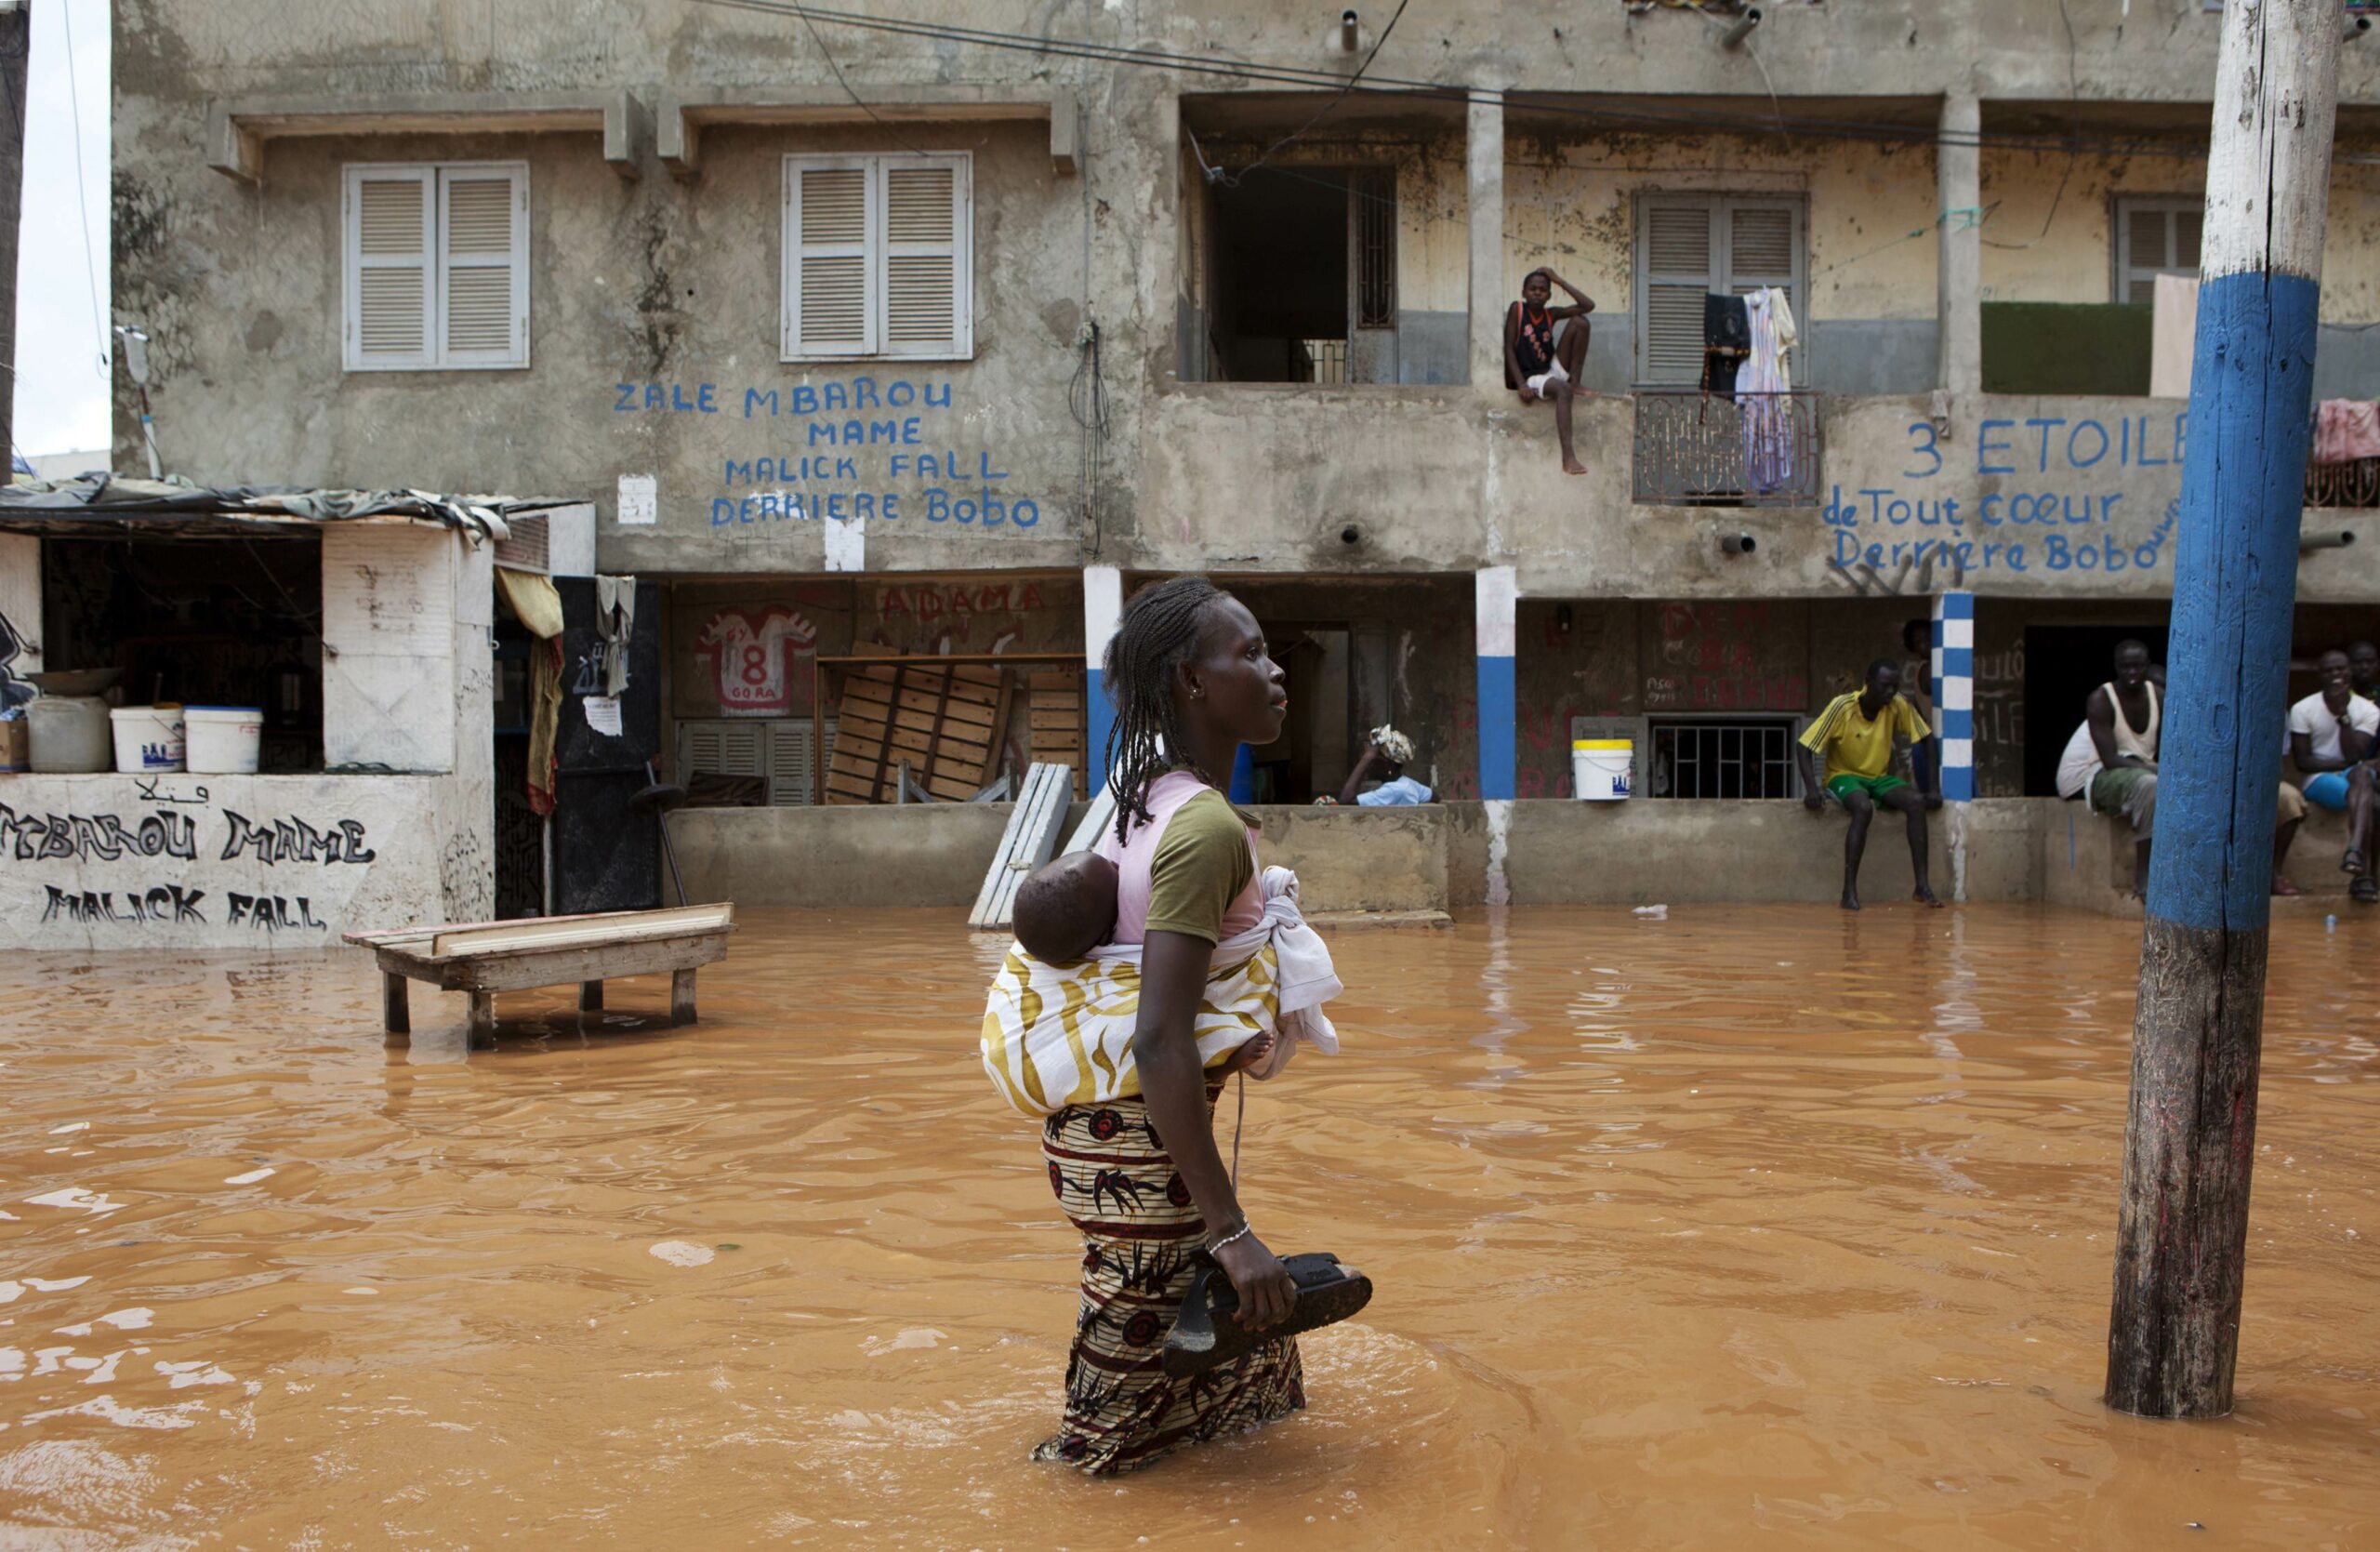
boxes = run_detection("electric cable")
[691,0,2228,160]
[1229,0,1414,184]
[59,0,108,378]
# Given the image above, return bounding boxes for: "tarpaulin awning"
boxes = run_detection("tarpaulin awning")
[0,473,577,541]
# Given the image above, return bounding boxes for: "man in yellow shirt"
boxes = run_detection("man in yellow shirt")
[1796,658,1944,911]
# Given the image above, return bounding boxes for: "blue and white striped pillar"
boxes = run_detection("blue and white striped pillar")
[1931,591,1976,802]
[1083,565,1121,784]
[1475,566,1517,802]
[2106,0,2340,1422]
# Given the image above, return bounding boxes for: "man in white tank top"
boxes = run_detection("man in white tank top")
[2062,640,2162,896]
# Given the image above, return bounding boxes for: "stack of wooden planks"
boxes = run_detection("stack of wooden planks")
[825,656,1012,804]
[968,763,1076,929]
[1027,668,1089,797]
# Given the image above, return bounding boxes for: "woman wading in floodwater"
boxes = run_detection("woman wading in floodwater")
[983,577,1316,1473]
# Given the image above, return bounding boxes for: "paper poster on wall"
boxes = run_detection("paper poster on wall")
[583,696,623,736]
[617,474,657,526]
[824,513,866,572]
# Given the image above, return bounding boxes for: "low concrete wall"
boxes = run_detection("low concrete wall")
[671,802,1019,908]
[1248,804,1448,913]
[1,772,484,950]
[664,793,2363,917]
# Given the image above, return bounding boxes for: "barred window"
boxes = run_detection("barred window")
[1647,716,1803,799]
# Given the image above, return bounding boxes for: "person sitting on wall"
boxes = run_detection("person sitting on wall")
[1795,659,1943,911]
[2062,644,2308,898]
[2287,646,2380,901]
[1504,268,1594,478]
[1336,726,1433,806]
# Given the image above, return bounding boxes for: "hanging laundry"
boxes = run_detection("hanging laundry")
[1738,286,1800,494]
[1702,292,1751,395]
[2314,399,2380,465]
[2149,272,2201,399]
[594,574,638,696]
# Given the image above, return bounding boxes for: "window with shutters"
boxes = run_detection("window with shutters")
[2111,196,2202,305]
[1632,192,1805,385]
[342,163,528,372]
[782,153,972,362]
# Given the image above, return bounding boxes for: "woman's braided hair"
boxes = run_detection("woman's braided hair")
[1103,575,1226,846]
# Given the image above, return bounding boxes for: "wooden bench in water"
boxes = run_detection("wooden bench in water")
[345,903,738,1048]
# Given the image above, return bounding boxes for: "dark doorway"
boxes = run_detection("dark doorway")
[1211,168,1349,382]
[2024,621,2170,796]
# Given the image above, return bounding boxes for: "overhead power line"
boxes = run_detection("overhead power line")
[689,0,2224,160]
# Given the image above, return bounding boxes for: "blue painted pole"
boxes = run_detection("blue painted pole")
[2105,0,2340,1421]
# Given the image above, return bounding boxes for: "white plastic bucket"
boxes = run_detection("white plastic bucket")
[185,706,264,774]
[29,696,112,773]
[110,705,187,773]
[1572,738,1633,801]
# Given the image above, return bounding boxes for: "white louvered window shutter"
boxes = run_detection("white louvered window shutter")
[784,153,972,362]
[1726,200,1800,324]
[345,167,433,371]
[439,167,528,367]
[345,162,526,372]
[786,158,877,358]
[881,156,970,358]
[1637,195,1716,384]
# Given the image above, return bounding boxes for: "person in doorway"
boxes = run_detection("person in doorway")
[2349,639,2380,702]
[1338,725,1433,806]
[1897,617,1937,790]
[2290,647,2380,899]
[1796,659,1943,911]
[1505,267,1594,477]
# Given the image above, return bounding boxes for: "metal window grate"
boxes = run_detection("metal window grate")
[1298,338,1349,384]
[1356,169,1396,328]
[1648,717,1801,799]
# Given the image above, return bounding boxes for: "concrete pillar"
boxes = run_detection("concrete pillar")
[1467,92,1506,388]
[1474,566,1516,802]
[1937,93,1982,396]
[1931,590,1976,801]
[1933,590,1977,903]
[1083,564,1121,783]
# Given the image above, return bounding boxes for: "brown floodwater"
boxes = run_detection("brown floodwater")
[2,904,2374,1549]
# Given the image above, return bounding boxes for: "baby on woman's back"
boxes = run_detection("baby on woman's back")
[1011,852,1273,1074]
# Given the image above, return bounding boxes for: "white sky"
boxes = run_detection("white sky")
[12,0,110,459]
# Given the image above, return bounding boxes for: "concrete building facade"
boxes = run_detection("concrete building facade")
[106,0,2380,907]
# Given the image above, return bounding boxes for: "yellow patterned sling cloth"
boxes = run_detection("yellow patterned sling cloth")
[979,939,1282,1119]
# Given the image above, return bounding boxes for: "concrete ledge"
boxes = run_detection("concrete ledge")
[655,86,1071,179]
[1246,804,1448,913]
[205,90,641,184]
[671,802,1014,908]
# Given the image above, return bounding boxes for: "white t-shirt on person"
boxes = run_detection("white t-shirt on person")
[2286,691,2380,763]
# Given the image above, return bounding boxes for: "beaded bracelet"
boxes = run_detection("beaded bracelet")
[1206,1221,1253,1254]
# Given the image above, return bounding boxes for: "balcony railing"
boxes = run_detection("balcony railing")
[1632,388,1824,507]
[2306,456,2380,509]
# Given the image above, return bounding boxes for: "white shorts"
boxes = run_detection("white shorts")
[1525,359,1569,396]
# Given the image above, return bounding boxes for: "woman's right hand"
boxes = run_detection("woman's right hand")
[1213,1233,1297,1331]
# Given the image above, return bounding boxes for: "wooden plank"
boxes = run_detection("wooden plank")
[428,903,734,960]
[968,762,1075,929]
[1028,710,1080,733]
[1061,783,1118,856]
[383,973,410,1036]
[425,932,733,993]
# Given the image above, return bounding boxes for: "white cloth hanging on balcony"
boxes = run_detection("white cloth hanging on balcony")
[1738,286,1800,495]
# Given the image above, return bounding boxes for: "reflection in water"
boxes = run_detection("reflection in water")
[1,905,2374,1548]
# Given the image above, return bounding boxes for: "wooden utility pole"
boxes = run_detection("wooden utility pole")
[0,0,28,470]
[2105,0,2341,1420]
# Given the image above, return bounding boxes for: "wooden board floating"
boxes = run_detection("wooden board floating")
[969,762,1075,931]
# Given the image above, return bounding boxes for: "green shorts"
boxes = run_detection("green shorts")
[1826,773,1911,803]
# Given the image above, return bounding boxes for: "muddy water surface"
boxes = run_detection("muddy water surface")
[2,905,2375,1549]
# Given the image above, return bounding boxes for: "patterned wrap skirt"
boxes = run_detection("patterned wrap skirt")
[1033,1088,1304,1475]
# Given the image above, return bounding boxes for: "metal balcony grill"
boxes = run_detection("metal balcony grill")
[1632,387,1824,507]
